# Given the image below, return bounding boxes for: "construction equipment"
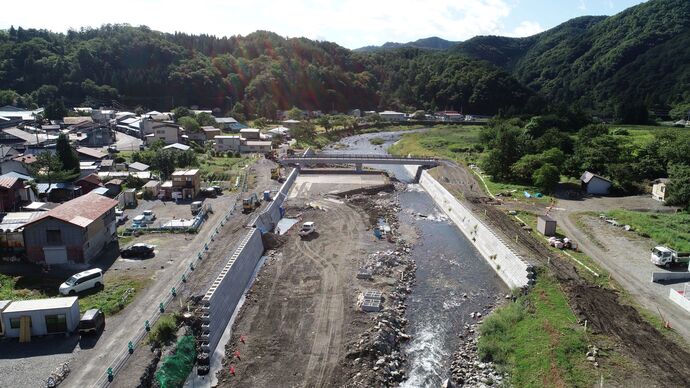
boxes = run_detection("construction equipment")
[271,166,285,182]
[242,193,261,213]
[651,246,690,268]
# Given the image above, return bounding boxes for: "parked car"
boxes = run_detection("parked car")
[79,309,105,335]
[299,222,316,238]
[132,214,146,227]
[115,209,128,224]
[191,201,204,215]
[59,268,104,296]
[107,145,119,153]
[142,210,156,222]
[201,187,217,198]
[120,243,155,258]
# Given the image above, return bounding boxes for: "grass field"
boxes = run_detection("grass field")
[387,126,482,160]
[0,272,146,315]
[197,154,252,182]
[478,274,594,387]
[606,209,690,252]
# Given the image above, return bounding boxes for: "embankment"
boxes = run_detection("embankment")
[405,165,533,289]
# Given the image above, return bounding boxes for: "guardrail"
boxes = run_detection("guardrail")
[283,153,438,162]
[92,200,239,387]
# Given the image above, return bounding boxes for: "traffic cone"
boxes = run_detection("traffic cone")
[229,365,236,376]
[239,335,246,344]
[234,350,241,361]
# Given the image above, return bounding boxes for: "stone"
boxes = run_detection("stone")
[586,356,596,362]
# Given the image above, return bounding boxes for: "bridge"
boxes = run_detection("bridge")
[278,153,439,180]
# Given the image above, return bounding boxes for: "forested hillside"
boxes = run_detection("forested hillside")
[453,0,690,116]
[354,37,458,53]
[0,26,530,117]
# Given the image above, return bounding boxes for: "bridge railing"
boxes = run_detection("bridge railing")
[283,153,438,162]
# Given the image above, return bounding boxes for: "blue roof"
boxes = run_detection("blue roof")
[36,182,79,194]
[0,171,32,181]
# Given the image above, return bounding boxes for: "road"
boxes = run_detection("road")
[56,158,278,387]
[552,196,690,342]
[108,131,142,153]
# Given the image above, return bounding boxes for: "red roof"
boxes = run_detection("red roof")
[0,176,19,189]
[24,192,117,229]
[77,173,102,186]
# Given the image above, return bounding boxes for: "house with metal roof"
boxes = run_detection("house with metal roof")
[580,171,612,195]
[23,192,118,264]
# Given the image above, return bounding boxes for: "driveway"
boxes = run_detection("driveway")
[552,195,690,342]
[108,132,142,153]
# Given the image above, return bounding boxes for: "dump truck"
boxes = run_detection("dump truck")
[651,245,690,268]
[242,193,261,213]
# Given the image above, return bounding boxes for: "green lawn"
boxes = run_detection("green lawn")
[478,274,594,387]
[606,210,690,252]
[387,125,482,160]
[0,272,146,315]
[197,154,253,182]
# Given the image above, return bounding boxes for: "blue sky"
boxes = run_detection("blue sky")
[1,0,646,49]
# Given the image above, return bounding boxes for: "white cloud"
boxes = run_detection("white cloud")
[578,0,587,11]
[508,21,544,37]
[0,0,516,49]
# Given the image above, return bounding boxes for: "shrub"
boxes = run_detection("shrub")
[148,314,178,347]
[448,144,468,153]
[369,137,385,146]
[420,136,449,149]
[478,301,525,363]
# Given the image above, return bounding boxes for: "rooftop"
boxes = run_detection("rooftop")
[0,176,20,189]
[77,173,102,186]
[215,117,238,123]
[63,117,93,126]
[172,168,200,176]
[13,154,37,164]
[162,143,190,151]
[240,128,260,133]
[0,211,43,232]
[76,147,107,160]
[580,171,612,184]
[24,192,118,229]
[3,296,78,313]
[128,162,150,171]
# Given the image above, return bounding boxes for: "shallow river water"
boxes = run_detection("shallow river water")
[324,131,508,387]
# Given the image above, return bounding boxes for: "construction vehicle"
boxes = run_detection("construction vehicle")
[242,193,261,213]
[651,246,690,268]
[271,166,286,182]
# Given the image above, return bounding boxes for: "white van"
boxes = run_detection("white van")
[59,268,104,296]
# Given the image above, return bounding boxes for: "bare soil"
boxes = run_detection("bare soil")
[431,161,690,387]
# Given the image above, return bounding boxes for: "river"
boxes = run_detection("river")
[323,131,508,387]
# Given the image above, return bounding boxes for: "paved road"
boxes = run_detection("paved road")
[552,196,690,342]
[110,131,142,153]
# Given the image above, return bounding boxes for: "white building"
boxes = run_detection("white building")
[214,135,242,153]
[652,178,669,202]
[580,171,612,195]
[0,297,80,338]
[379,111,405,122]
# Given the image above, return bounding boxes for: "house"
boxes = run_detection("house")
[0,106,44,122]
[171,169,201,200]
[36,183,82,203]
[435,111,464,122]
[580,171,612,195]
[202,126,221,140]
[0,176,25,212]
[652,178,669,202]
[215,117,246,131]
[143,121,181,145]
[76,174,103,194]
[91,109,115,122]
[23,192,118,264]
[162,143,190,152]
[100,159,114,171]
[75,147,107,162]
[0,145,19,161]
[1,127,57,148]
[0,297,80,338]
[379,111,405,122]
[0,172,36,203]
[62,116,93,127]
[75,125,115,146]
[0,211,43,255]
[104,179,123,197]
[239,128,261,140]
[241,140,272,153]
[128,162,150,172]
[214,135,242,153]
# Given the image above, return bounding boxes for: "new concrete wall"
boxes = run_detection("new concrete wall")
[201,228,264,353]
[652,272,690,283]
[254,167,299,231]
[407,166,533,289]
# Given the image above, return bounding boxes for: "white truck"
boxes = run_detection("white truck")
[651,246,690,268]
[299,222,316,238]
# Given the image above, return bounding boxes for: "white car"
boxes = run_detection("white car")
[59,268,104,296]
[299,222,316,237]
[142,210,156,222]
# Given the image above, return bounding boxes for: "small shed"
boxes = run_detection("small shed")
[537,215,557,236]
[121,188,137,208]
[143,180,161,198]
[652,178,669,202]
[580,171,612,195]
[1,297,80,338]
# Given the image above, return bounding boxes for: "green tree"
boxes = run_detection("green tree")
[286,107,304,120]
[252,118,269,129]
[172,106,192,120]
[178,116,200,133]
[481,124,523,181]
[153,149,177,178]
[291,122,316,144]
[56,133,80,173]
[196,112,216,127]
[511,154,543,184]
[666,164,690,210]
[229,102,246,122]
[29,152,76,184]
[45,98,68,121]
[532,164,560,193]
[316,116,332,133]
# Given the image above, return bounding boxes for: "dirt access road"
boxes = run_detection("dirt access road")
[552,196,690,342]
[431,161,690,387]
[217,175,389,387]
[55,158,278,388]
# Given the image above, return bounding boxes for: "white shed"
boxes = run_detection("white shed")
[1,297,80,338]
[580,171,612,195]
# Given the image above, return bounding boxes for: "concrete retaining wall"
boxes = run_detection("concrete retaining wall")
[201,228,264,353]
[652,272,690,283]
[669,288,690,313]
[254,167,299,231]
[408,166,533,289]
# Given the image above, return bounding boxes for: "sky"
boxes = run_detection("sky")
[1,0,646,49]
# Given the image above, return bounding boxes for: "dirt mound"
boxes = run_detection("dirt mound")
[261,232,286,249]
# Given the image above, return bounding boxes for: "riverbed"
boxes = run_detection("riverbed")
[324,131,508,386]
